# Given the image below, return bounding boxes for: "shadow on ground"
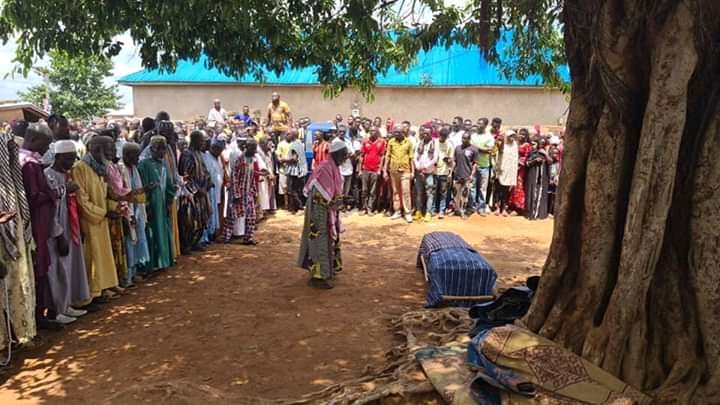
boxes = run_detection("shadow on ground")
[0,212,551,404]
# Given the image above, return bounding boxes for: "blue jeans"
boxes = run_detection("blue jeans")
[435,175,450,213]
[414,172,435,214]
[472,167,490,211]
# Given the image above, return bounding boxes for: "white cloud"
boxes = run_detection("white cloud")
[0,32,142,106]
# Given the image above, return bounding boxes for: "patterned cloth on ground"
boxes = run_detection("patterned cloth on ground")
[416,344,477,405]
[466,325,652,404]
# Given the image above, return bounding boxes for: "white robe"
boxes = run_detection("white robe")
[257,150,274,210]
[497,141,519,187]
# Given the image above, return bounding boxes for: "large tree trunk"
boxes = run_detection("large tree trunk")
[523,0,720,403]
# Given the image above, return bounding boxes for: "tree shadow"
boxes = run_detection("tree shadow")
[0,213,550,404]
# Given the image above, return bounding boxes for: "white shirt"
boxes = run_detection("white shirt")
[207,108,228,127]
[449,130,464,148]
[413,139,440,174]
[339,137,355,177]
[256,151,268,171]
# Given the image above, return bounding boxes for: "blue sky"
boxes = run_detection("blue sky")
[0,32,142,109]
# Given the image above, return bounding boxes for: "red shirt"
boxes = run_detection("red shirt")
[361,137,386,173]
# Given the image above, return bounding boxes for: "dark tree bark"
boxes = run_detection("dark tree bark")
[523,0,720,403]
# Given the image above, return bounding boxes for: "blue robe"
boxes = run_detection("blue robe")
[120,163,150,283]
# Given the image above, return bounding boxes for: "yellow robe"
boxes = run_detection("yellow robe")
[72,161,118,297]
[170,200,181,260]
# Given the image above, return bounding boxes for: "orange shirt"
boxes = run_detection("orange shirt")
[313,141,329,170]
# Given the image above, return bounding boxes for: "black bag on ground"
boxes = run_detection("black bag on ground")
[468,276,539,338]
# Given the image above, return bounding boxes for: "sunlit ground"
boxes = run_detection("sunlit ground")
[0,211,552,404]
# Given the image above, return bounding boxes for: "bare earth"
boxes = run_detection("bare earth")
[0,212,552,405]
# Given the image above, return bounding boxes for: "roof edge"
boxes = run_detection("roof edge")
[119,81,561,90]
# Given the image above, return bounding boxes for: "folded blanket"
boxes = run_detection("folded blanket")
[467,325,652,404]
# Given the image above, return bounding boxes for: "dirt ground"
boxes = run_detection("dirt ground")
[0,211,552,405]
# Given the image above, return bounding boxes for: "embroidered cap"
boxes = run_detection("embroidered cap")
[330,138,346,153]
[54,140,76,154]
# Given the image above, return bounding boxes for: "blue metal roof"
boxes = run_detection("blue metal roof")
[119,41,569,87]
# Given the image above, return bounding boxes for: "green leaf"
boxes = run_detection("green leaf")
[1,0,566,100]
[17,49,121,119]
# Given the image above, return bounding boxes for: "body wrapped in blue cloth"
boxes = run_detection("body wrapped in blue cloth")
[416,232,497,307]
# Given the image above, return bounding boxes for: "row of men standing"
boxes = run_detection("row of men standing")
[0,117,193,354]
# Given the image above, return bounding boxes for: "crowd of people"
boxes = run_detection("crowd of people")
[0,90,564,356]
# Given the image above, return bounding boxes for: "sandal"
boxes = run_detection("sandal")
[308,278,334,289]
[241,238,258,246]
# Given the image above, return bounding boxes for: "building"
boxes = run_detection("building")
[0,101,49,123]
[119,41,570,126]
[105,105,135,120]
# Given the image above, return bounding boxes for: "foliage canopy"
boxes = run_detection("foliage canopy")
[18,50,121,119]
[0,0,565,98]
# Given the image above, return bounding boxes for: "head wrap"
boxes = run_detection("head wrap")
[83,131,100,145]
[54,140,77,154]
[150,135,167,146]
[549,135,561,145]
[211,137,226,148]
[26,122,52,139]
[506,130,517,137]
[330,138,346,153]
[123,142,141,153]
[141,117,155,133]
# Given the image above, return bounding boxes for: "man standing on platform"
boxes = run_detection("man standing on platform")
[207,99,228,128]
[266,92,292,134]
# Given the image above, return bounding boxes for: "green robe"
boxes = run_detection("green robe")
[137,158,176,271]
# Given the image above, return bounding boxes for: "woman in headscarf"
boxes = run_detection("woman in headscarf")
[509,128,533,215]
[298,138,349,290]
[493,130,519,216]
[525,137,552,220]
